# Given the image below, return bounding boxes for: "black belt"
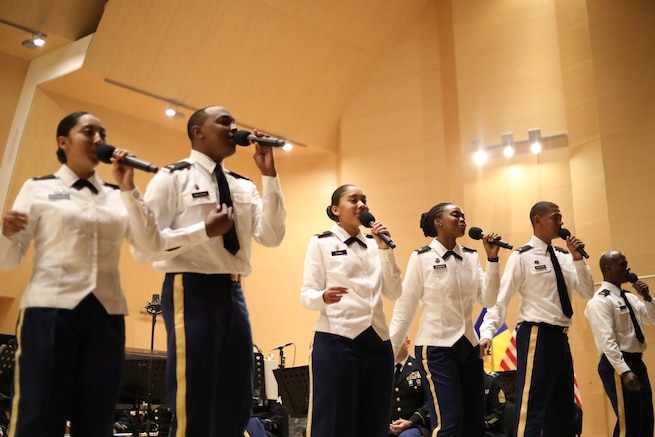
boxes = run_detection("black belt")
[621,351,643,358]
[166,272,241,283]
[522,321,569,334]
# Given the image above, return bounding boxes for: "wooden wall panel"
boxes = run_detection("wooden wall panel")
[0,53,28,166]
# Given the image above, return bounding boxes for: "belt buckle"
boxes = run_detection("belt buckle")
[562,326,569,334]
[230,273,241,282]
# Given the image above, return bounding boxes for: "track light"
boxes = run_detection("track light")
[165,104,184,119]
[528,128,542,154]
[469,129,566,164]
[501,133,514,158]
[472,140,488,165]
[21,33,46,48]
[33,33,45,47]
[0,18,48,49]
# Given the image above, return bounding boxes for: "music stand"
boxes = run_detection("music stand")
[273,365,309,418]
[118,353,167,436]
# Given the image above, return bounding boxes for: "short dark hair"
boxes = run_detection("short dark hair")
[419,202,454,237]
[187,107,210,140]
[326,184,356,222]
[56,111,89,164]
[529,201,559,225]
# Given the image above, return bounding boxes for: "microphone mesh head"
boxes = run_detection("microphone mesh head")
[558,228,571,239]
[468,227,483,240]
[359,211,375,227]
[96,144,116,164]
[233,130,252,146]
[627,272,639,283]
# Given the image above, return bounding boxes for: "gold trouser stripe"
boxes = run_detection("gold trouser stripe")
[306,335,315,437]
[7,310,25,437]
[516,325,539,437]
[173,275,187,436]
[245,432,251,437]
[421,346,442,437]
[613,371,626,437]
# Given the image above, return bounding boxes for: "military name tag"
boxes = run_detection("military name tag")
[48,193,70,201]
[192,191,209,198]
[331,250,347,256]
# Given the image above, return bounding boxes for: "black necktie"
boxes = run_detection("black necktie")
[395,363,402,377]
[72,179,98,195]
[214,166,240,255]
[547,245,573,318]
[621,290,645,343]
[443,250,462,261]
[344,236,367,248]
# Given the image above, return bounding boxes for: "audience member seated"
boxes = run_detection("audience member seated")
[389,337,431,437]
[484,372,509,437]
[247,400,289,437]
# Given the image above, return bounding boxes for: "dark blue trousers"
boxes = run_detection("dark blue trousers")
[514,322,574,437]
[308,327,393,437]
[162,273,253,437]
[10,293,125,437]
[416,336,484,437]
[599,353,654,437]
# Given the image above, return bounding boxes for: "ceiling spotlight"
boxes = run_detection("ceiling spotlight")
[165,104,184,118]
[33,33,45,46]
[21,33,46,49]
[501,133,514,158]
[472,140,487,165]
[528,128,542,154]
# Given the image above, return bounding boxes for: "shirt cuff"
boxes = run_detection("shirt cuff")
[262,174,281,191]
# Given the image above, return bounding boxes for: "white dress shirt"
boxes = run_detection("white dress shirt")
[584,281,655,374]
[0,165,162,314]
[300,224,402,340]
[389,239,500,355]
[138,150,286,276]
[479,235,595,340]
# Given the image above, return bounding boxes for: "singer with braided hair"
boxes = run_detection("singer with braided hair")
[301,184,402,437]
[389,202,502,437]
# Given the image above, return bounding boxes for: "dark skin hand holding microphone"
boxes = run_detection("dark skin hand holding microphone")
[389,202,504,436]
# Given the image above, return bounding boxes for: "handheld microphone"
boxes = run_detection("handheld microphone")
[558,228,589,258]
[468,227,513,250]
[359,211,396,249]
[233,130,286,147]
[97,144,159,173]
[627,272,652,302]
[271,342,293,350]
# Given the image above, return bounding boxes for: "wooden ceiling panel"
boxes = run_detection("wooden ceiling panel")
[82,0,429,152]
[3,0,429,153]
[0,0,105,60]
